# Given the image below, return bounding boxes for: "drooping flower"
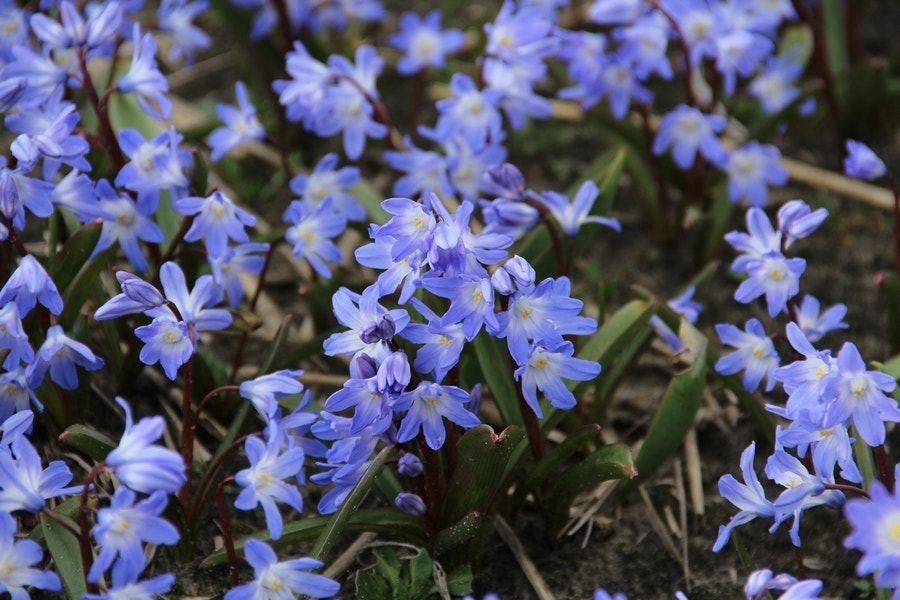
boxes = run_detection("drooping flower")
[105,397,187,494]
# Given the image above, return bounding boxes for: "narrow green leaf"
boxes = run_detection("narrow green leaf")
[201,509,424,568]
[620,320,707,495]
[311,444,396,561]
[439,425,526,528]
[821,0,849,92]
[472,333,524,427]
[58,425,117,462]
[60,246,112,329]
[49,220,102,294]
[41,512,86,599]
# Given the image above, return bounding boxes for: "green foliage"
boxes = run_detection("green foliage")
[40,512,86,599]
[620,320,706,496]
[355,546,472,600]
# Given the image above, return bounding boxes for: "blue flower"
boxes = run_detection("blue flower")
[538,180,621,236]
[208,242,269,309]
[157,0,211,64]
[117,23,171,119]
[844,139,887,181]
[289,153,364,221]
[323,285,410,362]
[434,73,503,149]
[82,179,165,272]
[283,197,347,278]
[0,255,63,317]
[515,340,601,418]
[714,319,779,393]
[845,481,900,591]
[389,10,464,75]
[234,433,305,540]
[88,488,180,582]
[794,295,847,343]
[239,369,304,421]
[822,342,900,447]
[105,397,187,494]
[393,381,480,450]
[0,304,33,370]
[652,104,727,169]
[115,127,191,212]
[26,324,104,390]
[0,512,61,598]
[713,442,775,552]
[83,557,174,600]
[134,318,193,380]
[734,251,805,317]
[724,142,789,207]
[208,81,265,161]
[174,190,257,258]
[0,436,76,513]
[223,539,339,599]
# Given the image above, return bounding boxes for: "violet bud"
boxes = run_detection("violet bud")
[482,163,525,200]
[490,268,515,295]
[397,453,423,477]
[360,313,396,344]
[377,351,410,396]
[394,492,427,517]
[116,272,164,308]
[502,255,535,288]
[351,353,378,379]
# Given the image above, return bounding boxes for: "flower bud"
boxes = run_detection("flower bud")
[397,453,423,477]
[394,492,427,517]
[360,314,396,344]
[482,163,525,200]
[116,272,165,308]
[502,255,535,288]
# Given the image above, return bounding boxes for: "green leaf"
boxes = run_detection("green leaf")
[311,445,396,561]
[880,273,900,354]
[60,246,112,329]
[356,569,392,600]
[201,509,424,568]
[58,425,117,462]
[446,564,474,596]
[41,512,86,599]
[620,320,707,495]
[434,511,482,559]
[408,548,434,594]
[472,333,524,427]
[29,498,82,544]
[372,547,402,591]
[821,0,849,92]
[544,443,636,531]
[49,220,102,294]
[439,425,526,529]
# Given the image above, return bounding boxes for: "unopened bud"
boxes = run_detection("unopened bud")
[397,453,423,477]
[394,492,427,517]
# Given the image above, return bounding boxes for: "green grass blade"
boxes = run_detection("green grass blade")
[472,333,524,427]
[312,444,396,561]
[620,320,707,495]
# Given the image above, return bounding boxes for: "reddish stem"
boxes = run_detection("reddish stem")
[217,476,240,588]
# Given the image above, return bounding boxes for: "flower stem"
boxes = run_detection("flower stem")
[216,476,240,588]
